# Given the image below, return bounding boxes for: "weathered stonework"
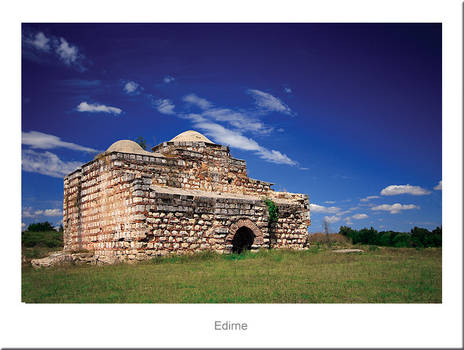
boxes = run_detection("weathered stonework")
[62,130,311,263]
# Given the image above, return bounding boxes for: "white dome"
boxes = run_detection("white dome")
[169,130,213,143]
[106,140,162,156]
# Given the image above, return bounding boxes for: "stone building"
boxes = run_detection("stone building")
[62,130,311,263]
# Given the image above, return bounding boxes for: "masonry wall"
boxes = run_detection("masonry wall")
[63,145,310,261]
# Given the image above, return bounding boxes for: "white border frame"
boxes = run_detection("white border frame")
[1,0,462,348]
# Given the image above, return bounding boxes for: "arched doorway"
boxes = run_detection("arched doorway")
[232,226,255,253]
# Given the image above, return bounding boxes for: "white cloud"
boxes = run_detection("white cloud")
[371,203,420,214]
[155,99,176,115]
[157,92,300,167]
[247,89,293,115]
[191,120,297,166]
[77,102,122,115]
[44,209,63,216]
[183,93,274,134]
[203,108,272,134]
[22,207,62,218]
[434,180,442,191]
[284,87,292,94]
[123,81,142,95]
[360,195,380,202]
[22,131,98,153]
[56,38,79,65]
[192,121,261,151]
[310,203,341,214]
[324,200,336,204]
[344,217,354,225]
[324,215,341,224]
[23,30,86,70]
[22,207,35,218]
[183,94,213,110]
[29,32,50,51]
[257,148,297,166]
[352,213,369,220]
[22,150,82,178]
[163,76,175,84]
[380,184,431,196]
[22,222,26,231]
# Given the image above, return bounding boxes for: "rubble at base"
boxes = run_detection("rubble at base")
[30,251,117,268]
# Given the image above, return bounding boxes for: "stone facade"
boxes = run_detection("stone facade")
[62,131,311,263]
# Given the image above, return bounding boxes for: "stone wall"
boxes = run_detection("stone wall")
[63,142,310,262]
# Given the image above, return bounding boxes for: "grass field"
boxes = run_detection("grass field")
[22,245,441,303]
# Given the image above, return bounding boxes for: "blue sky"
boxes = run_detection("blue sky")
[21,23,442,233]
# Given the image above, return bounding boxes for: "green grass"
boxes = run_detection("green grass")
[21,247,441,303]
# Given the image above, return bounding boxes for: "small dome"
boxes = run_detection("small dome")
[169,130,213,143]
[106,140,162,156]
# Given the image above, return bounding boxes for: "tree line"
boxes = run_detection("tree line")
[339,226,442,248]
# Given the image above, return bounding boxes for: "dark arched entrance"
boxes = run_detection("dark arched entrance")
[232,226,255,253]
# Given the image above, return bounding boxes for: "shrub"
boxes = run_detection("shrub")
[265,199,279,224]
[392,233,412,248]
[378,232,392,246]
[22,230,63,248]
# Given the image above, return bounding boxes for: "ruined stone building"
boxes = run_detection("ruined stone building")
[63,130,311,262]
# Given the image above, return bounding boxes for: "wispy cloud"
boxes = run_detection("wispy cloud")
[163,75,175,84]
[153,91,299,166]
[324,200,336,204]
[192,120,260,151]
[123,81,143,95]
[22,29,87,71]
[22,131,99,153]
[77,102,122,115]
[344,217,354,225]
[22,207,62,218]
[203,108,272,134]
[189,119,297,166]
[59,79,101,87]
[56,38,79,65]
[183,93,213,110]
[247,89,294,115]
[352,213,369,220]
[183,94,273,134]
[284,87,292,94]
[380,184,431,196]
[434,180,442,190]
[324,215,341,224]
[371,203,420,214]
[22,150,82,178]
[26,32,50,51]
[155,99,176,115]
[310,203,341,214]
[360,195,380,202]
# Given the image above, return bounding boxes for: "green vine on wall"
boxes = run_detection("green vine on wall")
[265,198,279,224]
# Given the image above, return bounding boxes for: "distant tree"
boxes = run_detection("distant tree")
[135,136,148,150]
[27,222,55,232]
[431,226,442,247]
[339,226,352,236]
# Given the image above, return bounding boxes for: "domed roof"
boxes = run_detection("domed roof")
[106,140,163,156]
[169,130,213,143]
